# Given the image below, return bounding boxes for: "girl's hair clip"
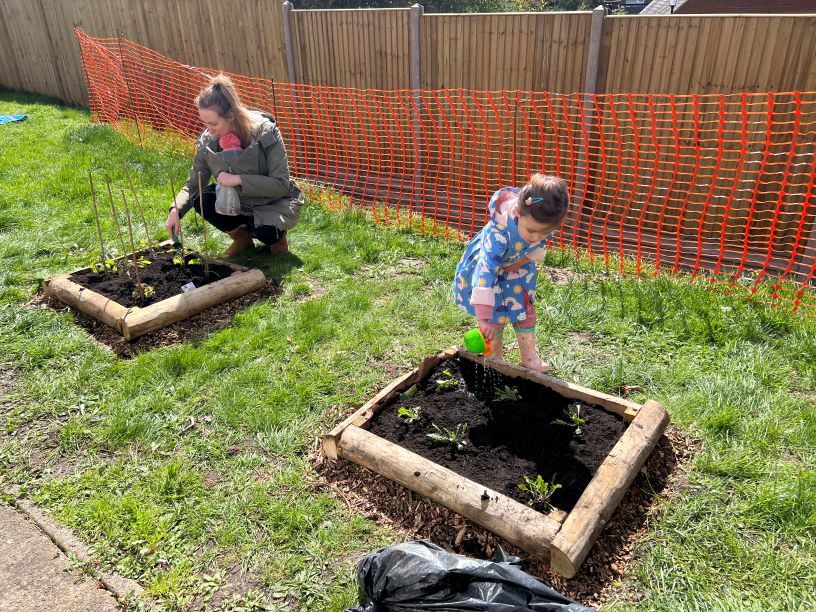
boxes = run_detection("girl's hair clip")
[528,196,546,204]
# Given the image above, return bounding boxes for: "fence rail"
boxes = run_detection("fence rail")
[77,30,816,313]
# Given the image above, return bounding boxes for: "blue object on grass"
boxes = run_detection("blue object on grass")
[0,115,28,125]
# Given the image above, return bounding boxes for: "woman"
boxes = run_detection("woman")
[165,75,302,256]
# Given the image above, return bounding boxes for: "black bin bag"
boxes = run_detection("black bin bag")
[345,541,595,612]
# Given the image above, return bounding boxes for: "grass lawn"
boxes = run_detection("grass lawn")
[1,89,815,611]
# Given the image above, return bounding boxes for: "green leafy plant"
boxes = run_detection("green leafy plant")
[426,422,468,452]
[187,257,203,266]
[91,257,120,274]
[132,284,155,300]
[397,405,422,425]
[172,253,185,266]
[518,474,562,509]
[552,403,585,436]
[434,369,459,392]
[494,384,521,402]
[136,256,152,268]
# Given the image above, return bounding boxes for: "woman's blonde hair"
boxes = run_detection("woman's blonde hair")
[195,74,254,147]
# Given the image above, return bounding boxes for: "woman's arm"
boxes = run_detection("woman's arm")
[239,124,291,200]
[173,144,212,218]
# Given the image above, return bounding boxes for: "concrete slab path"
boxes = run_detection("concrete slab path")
[0,502,119,612]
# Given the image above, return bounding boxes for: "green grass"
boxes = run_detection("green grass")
[1,89,815,611]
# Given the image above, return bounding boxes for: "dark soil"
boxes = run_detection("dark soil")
[367,357,628,513]
[69,249,236,307]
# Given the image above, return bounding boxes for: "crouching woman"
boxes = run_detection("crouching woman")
[165,74,302,256]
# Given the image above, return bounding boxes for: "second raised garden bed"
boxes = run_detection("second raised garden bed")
[323,347,669,578]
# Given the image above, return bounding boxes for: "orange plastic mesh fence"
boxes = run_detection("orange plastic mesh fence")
[77,28,816,313]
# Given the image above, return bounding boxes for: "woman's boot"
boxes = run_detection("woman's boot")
[268,232,289,254]
[225,225,254,257]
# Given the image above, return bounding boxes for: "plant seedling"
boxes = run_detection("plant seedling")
[132,284,155,300]
[90,257,121,274]
[518,474,562,509]
[552,403,586,436]
[435,369,459,393]
[136,256,151,268]
[426,422,468,452]
[396,405,421,425]
[494,384,521,402]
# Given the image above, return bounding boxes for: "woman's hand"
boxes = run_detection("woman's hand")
[165,207,181,238]
[217,172,242,188]
[478,320,504,343]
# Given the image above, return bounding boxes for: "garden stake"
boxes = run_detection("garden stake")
[120,190,145,298]
[197,171,210,278]
[104,176,130,271]
[168,170,183,249]
[122,162,155,250]
[88,171,106,265]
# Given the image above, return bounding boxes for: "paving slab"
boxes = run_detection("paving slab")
[0,502,119,612]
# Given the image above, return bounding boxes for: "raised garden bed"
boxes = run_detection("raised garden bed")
[43,243,266,340]
[323,348,669,578]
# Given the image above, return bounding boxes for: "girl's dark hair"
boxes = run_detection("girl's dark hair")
[195,74,254,147]
[517,174,570,224]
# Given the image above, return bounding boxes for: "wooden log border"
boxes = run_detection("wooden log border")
[322,346,669,578]
[43,243,267,340]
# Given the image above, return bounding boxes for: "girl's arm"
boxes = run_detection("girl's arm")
[470,228,510,318]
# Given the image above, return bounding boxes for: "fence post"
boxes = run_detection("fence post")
[282,1,297,84]
[575,5,606,250]
[410,4,424,218]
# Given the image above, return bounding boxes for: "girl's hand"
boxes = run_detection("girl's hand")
[478,320,503,343]
[503,257,531,273]
[217,172,242,188]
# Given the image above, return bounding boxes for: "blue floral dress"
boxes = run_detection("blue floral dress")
[453,187,550,325]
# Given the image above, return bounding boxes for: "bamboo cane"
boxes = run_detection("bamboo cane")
[88,171,106,266]
[168,169,182,248]
[104,177,129,268]
[120,190,144,298]
[122,161,155,250]
[197,171,210,278]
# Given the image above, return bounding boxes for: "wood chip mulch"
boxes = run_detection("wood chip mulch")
[311,425,698,610]
[28,279,281,358]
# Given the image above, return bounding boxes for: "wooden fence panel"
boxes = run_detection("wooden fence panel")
[291,8,410,89]
[1,0,67,101]
[1,0,287,106]
[421,12,591,93]
[599,15,816,95]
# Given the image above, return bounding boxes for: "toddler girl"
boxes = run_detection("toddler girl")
[453,174,570,372]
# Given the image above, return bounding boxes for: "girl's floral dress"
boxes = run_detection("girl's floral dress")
[452,187,553,325]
